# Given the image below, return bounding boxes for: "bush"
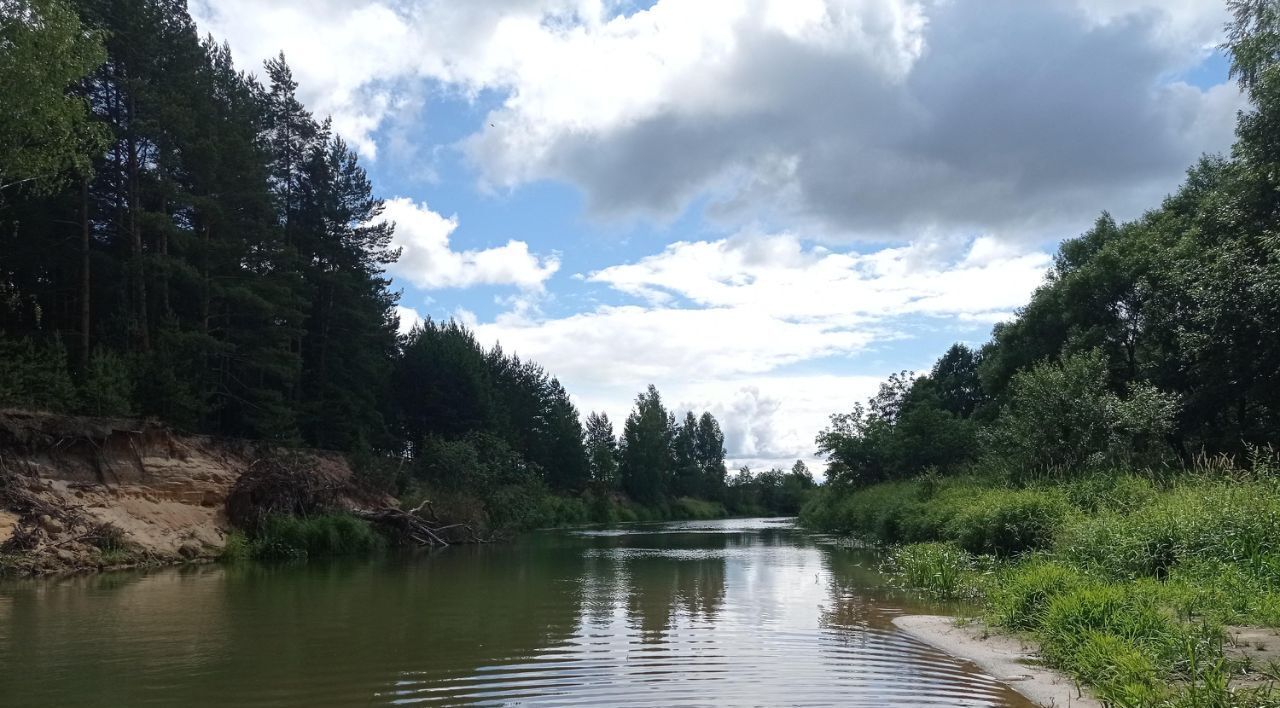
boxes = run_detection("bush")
[1038,585,1202,701]
[251,514,385,561]
[802,476,1069,556]
[673,496,727,520]
[78,348,135,416]
[0,334,78,412]
[1061,472,1157,514]
[942,487,1072,556]
[984,350,1178,478]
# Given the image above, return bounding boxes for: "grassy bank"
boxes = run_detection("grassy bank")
[220,492,736,564]
[802,469,1280,707]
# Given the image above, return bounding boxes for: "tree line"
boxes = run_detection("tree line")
[0,0,816,521]
[816,0,1280,487]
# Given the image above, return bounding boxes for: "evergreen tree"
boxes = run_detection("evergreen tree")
[671,411,701,497]
[694,412,727,498]
[620,385,674,504]
[584,411,619,487]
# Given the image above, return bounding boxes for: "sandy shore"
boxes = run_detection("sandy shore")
[893,614,1103,708]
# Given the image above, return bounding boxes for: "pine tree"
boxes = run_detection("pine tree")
[584,411,619,488]
[694,412,727,498]
[620,385,674,504]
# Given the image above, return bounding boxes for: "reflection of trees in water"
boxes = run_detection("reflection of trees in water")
[0,547,594,705]
[622,553,727,642]
[816,545,903,636]
[584,532,729,643]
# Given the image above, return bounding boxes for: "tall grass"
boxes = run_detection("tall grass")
[801,476,1072,556]
[885,543,976,598]
[225,514,386,562]
[807,469,1280,706]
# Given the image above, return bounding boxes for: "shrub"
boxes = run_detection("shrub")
[1062,472,1157,514]
[942,487,1072,556]
[0,334,78,412]
[78,348,135,416]
[984,350,1178,478]
[251,514,385,561]
[674,496,727,520]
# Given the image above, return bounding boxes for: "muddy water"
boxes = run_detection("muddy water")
[0,518,1031,707]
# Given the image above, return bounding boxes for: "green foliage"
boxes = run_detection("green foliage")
[78,348,134,416]
[0,0,109,194]
[989,560,1090,629]
[817,365,981,487]
[885,542,975,598]
[943,487,1073,556]
[0,334,77,411]
[1056,479,1280,580]
[673,496,728,520]
[801,476,1070,556]
[248,514,385,561]
[985,350,1179,478]
[584,411,620,487]
[620,385,673,503]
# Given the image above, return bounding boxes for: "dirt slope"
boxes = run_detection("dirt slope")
[0,409,364,574]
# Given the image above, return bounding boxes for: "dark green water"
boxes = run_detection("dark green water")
[0,518,1031,706]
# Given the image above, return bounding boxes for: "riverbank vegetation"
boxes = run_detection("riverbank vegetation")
[804,2,1280,705]
[0,0,811,563]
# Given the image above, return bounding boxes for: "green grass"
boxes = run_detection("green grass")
[223,514,386,562]
[801,475,1073,556]
[884,542,976,598]
[805,471,1280,706]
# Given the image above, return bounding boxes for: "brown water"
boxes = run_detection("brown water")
[0,518,1031,707]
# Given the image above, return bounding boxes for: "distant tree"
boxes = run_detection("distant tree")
[671,411,701,497]
[694,412,727,497]
[584,411,619,487]
[929,344,985,418]
[620,385,674,504]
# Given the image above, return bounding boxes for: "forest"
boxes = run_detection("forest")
[0,0,813,534]
[802,2,1280,705]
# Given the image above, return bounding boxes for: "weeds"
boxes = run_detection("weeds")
[224,514,386,562]
[885,542,976,598]
[806,470,1280,706]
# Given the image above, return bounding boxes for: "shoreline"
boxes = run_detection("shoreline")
[893,614,1102,708]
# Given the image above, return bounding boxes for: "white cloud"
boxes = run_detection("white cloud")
[471,233,1050,469]
[192,0,1241,240]
[394,305,424,335]
[378,197,560,291]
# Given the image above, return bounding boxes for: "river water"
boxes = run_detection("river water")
[0,518,1031,707]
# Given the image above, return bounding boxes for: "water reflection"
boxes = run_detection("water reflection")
[0,518,1032,707]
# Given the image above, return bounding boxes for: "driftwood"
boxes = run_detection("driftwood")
[225,452,345,531]
[352,504,489,547]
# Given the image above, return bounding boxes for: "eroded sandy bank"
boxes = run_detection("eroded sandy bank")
[894,614,1103,708]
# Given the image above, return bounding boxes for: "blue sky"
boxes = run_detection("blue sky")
[192,0,1241,470]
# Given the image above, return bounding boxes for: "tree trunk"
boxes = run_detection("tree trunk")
[80,176,91,369]
[127,89,148,351]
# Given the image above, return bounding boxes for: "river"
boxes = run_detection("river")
[0,518,1031,706]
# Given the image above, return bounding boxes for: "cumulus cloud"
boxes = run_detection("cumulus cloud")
[378,197,560,291]
[394,305,424,335]
[192,0,1241,240]
[471,233,1051,469]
